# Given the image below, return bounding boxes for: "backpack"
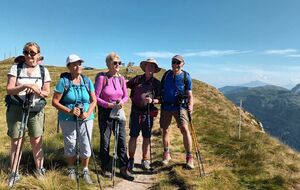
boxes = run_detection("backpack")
[95,72,123,98]
[59,72,91,104]
[5,63,46,107]
[161,69,189,100]
[129,74,156,99]
[16,62,45,87]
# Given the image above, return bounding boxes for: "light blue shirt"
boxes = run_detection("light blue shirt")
[55,77,95,121]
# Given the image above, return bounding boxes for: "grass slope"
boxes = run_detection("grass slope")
[0,58,299,190]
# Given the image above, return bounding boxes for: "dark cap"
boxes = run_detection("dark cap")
[172,55,184,63]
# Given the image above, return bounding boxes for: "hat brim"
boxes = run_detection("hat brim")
[140,61,161,73]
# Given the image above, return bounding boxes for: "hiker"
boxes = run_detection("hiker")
[52,54,96,184]
[160,55,195,169]
[127,58,161,171]
[95,52,134,181]
[6,42,51,187]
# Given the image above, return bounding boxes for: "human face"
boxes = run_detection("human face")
[145,62,156,76]
[108,57,121,72]
[171,59,184,72]
[23,45,40,67]
[67,61,83,75]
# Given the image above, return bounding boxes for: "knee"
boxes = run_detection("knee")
[180,126,189,135]
[162,128,169,135]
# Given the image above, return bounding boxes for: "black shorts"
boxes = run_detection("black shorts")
[129,111,153,138]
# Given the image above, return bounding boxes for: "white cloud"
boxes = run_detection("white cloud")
[183,50,252,57]
[263,49,298,55]
[134,49,252,58]
[133,51,174,58]
[287,54,300,57]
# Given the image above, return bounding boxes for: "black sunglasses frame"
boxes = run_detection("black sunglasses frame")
[172,60,182,65]
[23,50,39,57]
[113,61,122,66]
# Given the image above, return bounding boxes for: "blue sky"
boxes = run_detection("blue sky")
[1,0,300,88]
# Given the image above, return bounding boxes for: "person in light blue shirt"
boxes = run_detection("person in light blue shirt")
[160,55,195,170]
[52,54,96,184]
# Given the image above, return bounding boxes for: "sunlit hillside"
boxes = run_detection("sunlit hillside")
[0,58,300,190]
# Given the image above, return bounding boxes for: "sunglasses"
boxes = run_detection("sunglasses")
[23,50,39,57]
[172,60,182,65]
[113,61,122,66]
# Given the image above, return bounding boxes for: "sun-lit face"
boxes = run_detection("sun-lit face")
[67,61,83,74]
[171,59,184,72]
[23,45,40,67]
[145,62,156,75]
[108,57,122,72]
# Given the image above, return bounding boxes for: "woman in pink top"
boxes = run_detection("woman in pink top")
[95,52,133,181]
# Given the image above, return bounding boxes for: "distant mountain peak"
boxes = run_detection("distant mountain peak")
[238,80,269,88]
[291,83,300,95]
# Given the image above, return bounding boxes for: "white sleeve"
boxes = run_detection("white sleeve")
[44,67,51,82]
[8,64,18,77]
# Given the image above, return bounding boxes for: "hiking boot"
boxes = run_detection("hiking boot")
[141,159,151,170]
[67,168,76,180]
[7,172,20,188]
[120,167,134,181]
[101,169,112,178]
[186,155,195,169]
[162,151,171,165]
[127,158,134,172]
[34,168,46,178]
[82,170,93,184]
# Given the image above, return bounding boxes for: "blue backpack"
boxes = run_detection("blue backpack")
[59,72,91,104]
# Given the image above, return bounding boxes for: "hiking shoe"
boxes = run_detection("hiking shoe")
[82,170,93,184]
[162,151,171,165]
[141,159,151,170]
[34,168,46,178]
[120,167,134,181]
[186,155,195,169]
[7,172,20,187]
[127,158,134,172]
[67,168,77,180]
[101,169,112,178]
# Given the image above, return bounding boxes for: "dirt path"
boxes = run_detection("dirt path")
[105,136,156,190]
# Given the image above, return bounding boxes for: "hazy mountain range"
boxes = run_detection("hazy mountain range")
[220,82,300,151]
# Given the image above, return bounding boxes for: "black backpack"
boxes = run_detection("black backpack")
[5,63,45,107]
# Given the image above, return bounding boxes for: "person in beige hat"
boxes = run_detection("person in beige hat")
[126,58,161,171]
[160,55,195,169]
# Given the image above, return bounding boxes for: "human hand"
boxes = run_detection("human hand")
[72,107,81,117]
[80,112,89,120]
[188,104,193,113]
[145,96,152,104]
[24,84,41,95]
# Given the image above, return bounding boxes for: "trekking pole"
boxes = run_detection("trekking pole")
[11,94,32,188]
[112,119,120,187]
[187,110,205,177]
[83,121,102,190]
[146,103,153,169]
[75,114,80,190]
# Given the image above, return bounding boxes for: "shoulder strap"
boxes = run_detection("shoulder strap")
[16,63,23,78]
[39,65,45,88]
[60,72,71,103]
[182,70,188,94]
[81,74,91,94]
[161,70,171,98]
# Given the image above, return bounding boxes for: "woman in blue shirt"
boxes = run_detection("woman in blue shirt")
[52,54,96,184]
